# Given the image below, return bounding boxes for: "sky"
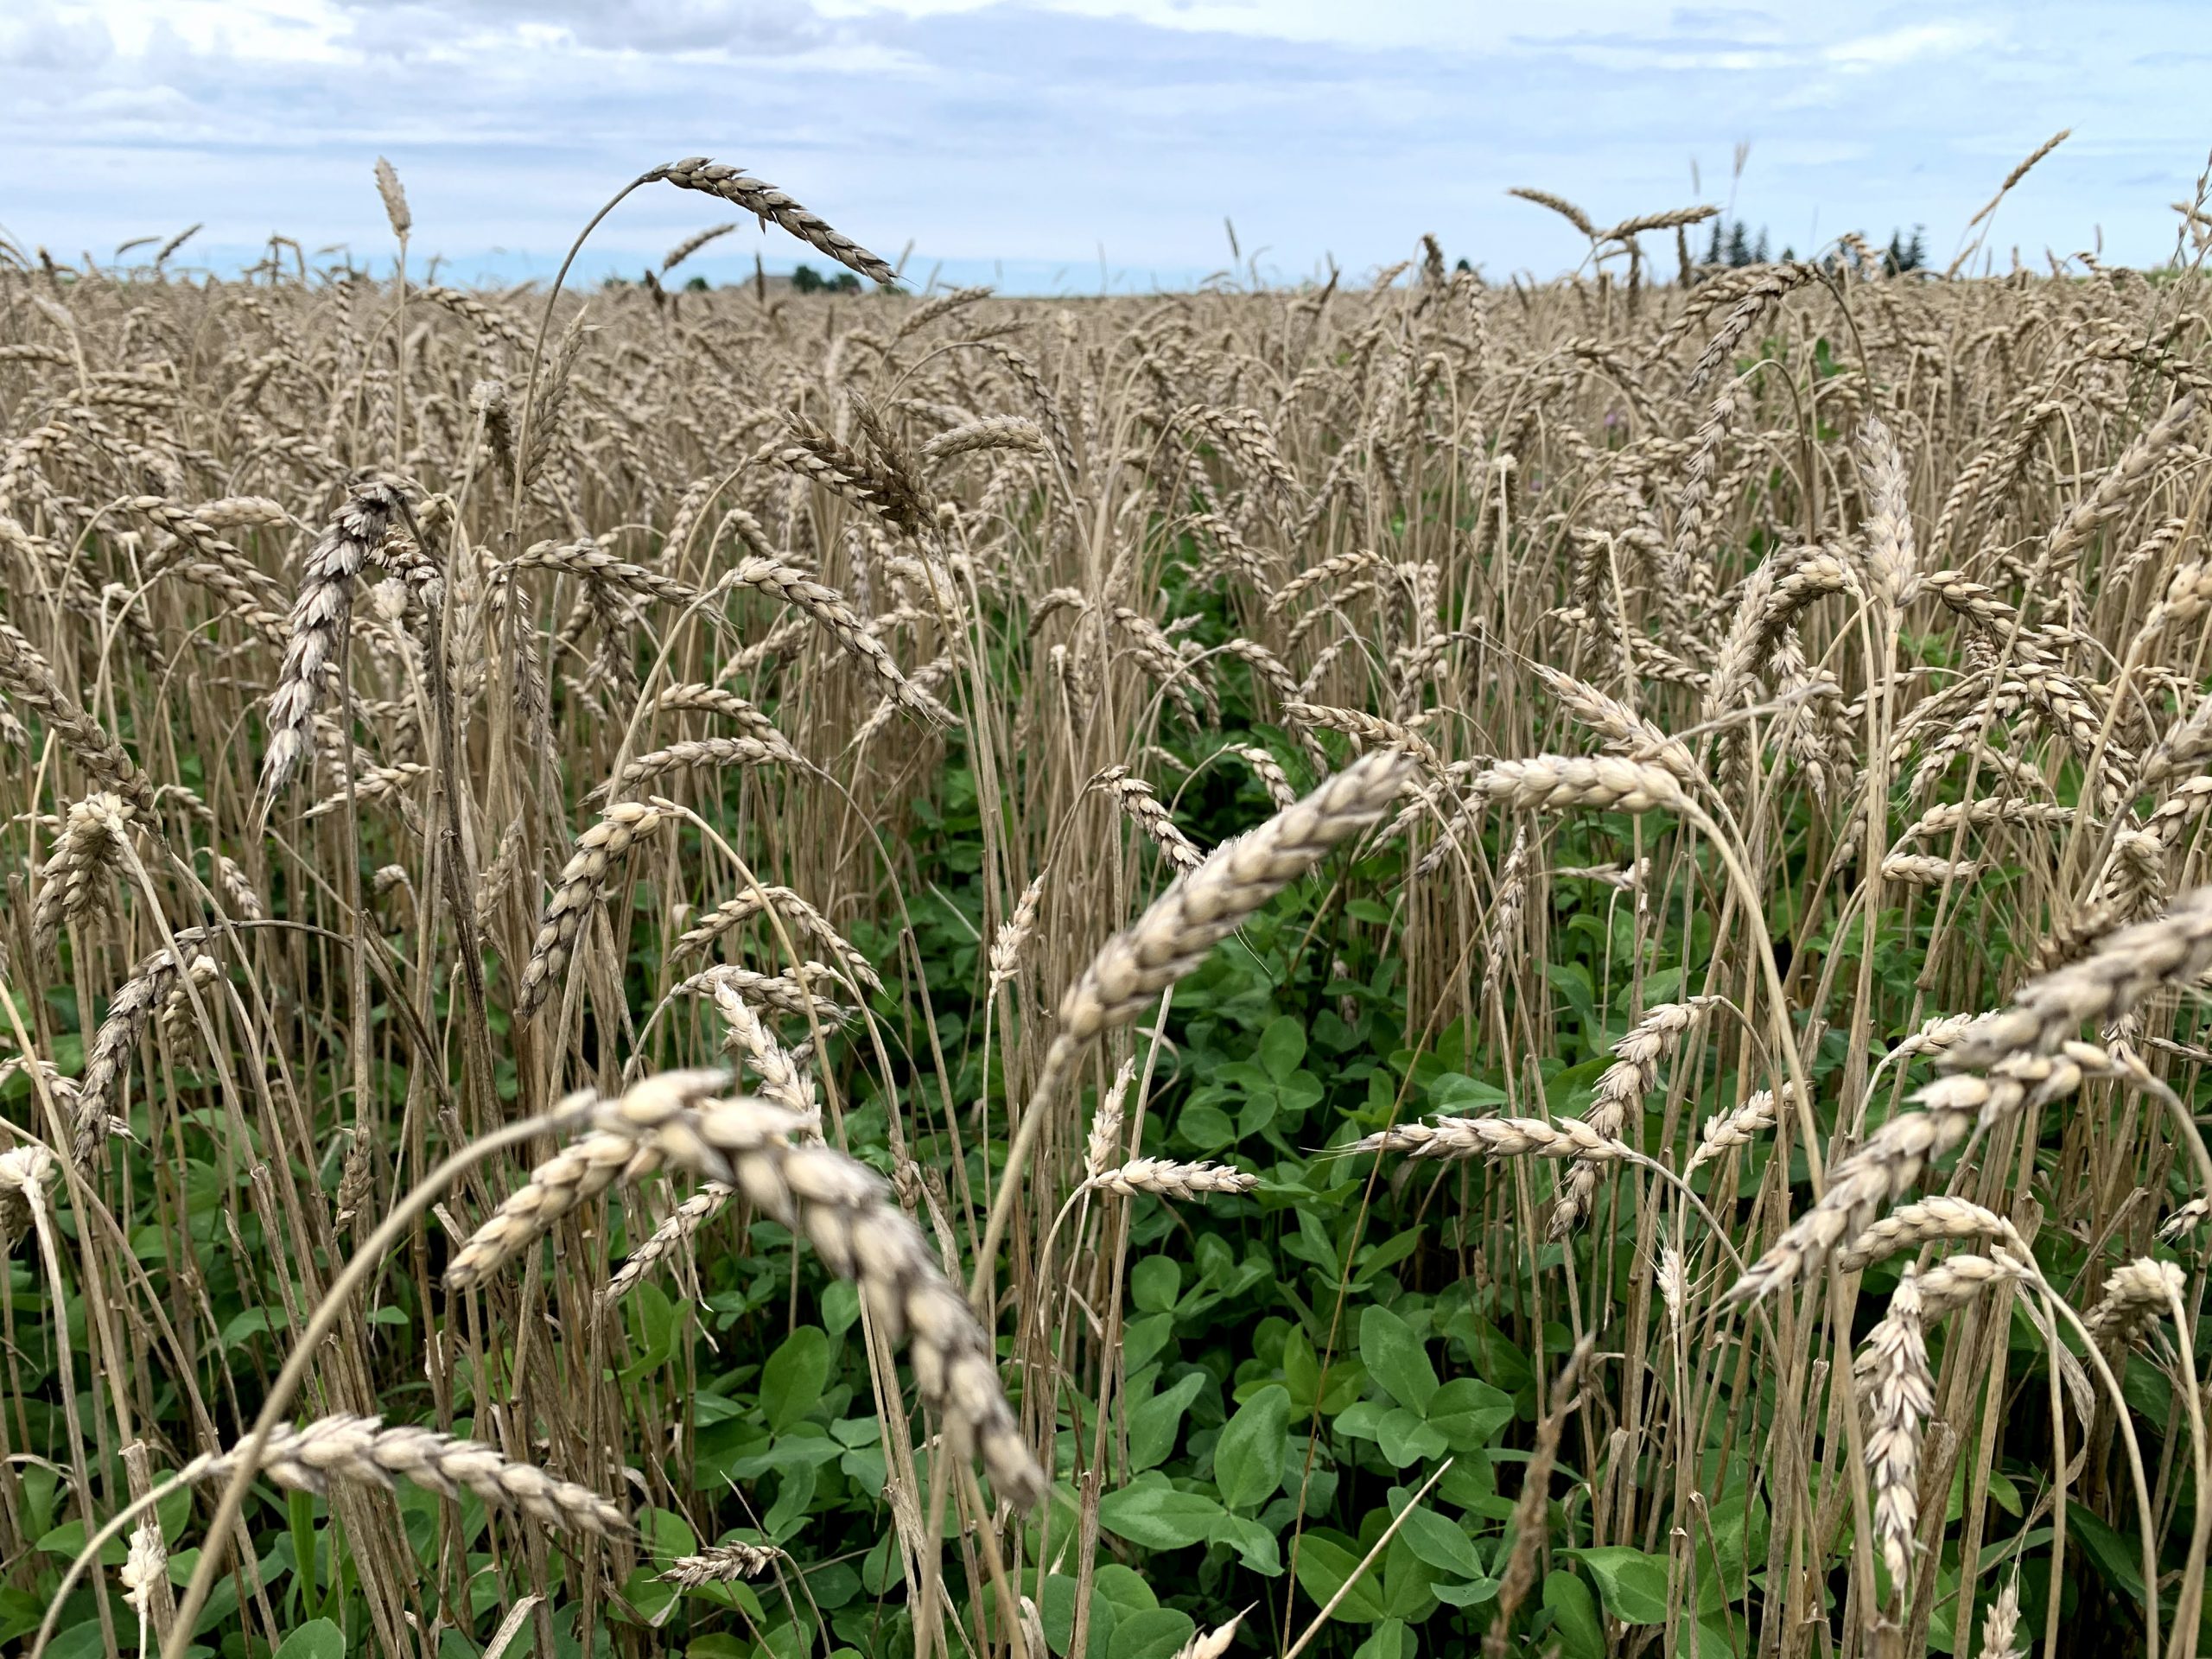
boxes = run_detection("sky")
[0,0,2206,294]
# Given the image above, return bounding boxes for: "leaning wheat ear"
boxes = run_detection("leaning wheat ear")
[515,801,669,1017]
[0,617,156,814]
[187,1413,628,1536]
[645,158,898,285]
[1730,887,2212,1303]
[73,930,218,1166]
[1051,750,1415,1062]
[1548,997,1719,1236]
[2084,1258,2184,1353]
[449,1071,1045,1508]
[660,1541,785,1586]
[972,751,1414,1285]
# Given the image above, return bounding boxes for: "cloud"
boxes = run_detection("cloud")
[0,2,112,70]
[1667,7,1782,31]
[334,0,828,56]
[1825,20,1996,70]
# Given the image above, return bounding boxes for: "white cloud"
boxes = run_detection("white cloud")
[332,0,829,56]
[0,2,113,68]
[1825,19,1996,69]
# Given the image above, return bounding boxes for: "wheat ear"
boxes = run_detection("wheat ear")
[1548,997,1719,1235]
[1351,1113,1629,1162]
[1094,766,1205,870]
[2084,1258,2184,1352]
[660,1541,785,1585]
[33,791,133,953]
[261,480,405,795]
[2158,1198,2211,1244]
[1172,1616,1243,1659]
[0,618,156,813]
[1686,1090,1780,1174]
[188,1413,626,1537]
[1052,752,1414,1053]
[729,555,932,716]
[1084,1159,1257,1199]
[976,752,1414,1301]
[673,885,880,990]
[515,801,668,1018]
[457,1073,1046,1506]
[606,1181,736,1306]
[1980,1573,2024,1659]
[590,734,798,804]
[646,158,897,284]
[988,874,1046,995]
[73,931,215,1165]
[1730,888,2212,1302]
[1857,1264,1933,1594]
[1836,1198,2024,1273]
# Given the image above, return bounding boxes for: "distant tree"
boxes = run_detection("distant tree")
[684,275,709,293]
[1726,222,1752,267]
[830,271,861,293]
[1751,228,1770,264]
[1884,226,1928,275]
[791,264,824,294]
[1704,219,1725,266]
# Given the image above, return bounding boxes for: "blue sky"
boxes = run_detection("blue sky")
[1,1,2205,292]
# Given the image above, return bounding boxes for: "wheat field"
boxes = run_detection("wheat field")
[3,156,2211,1659]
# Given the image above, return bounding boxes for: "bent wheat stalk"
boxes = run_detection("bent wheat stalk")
[1732,888,2212,1302]
[971,750,1414,1303]
[448,1071,1045,1507]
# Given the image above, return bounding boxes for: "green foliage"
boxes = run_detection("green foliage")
[790,264,862,295]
